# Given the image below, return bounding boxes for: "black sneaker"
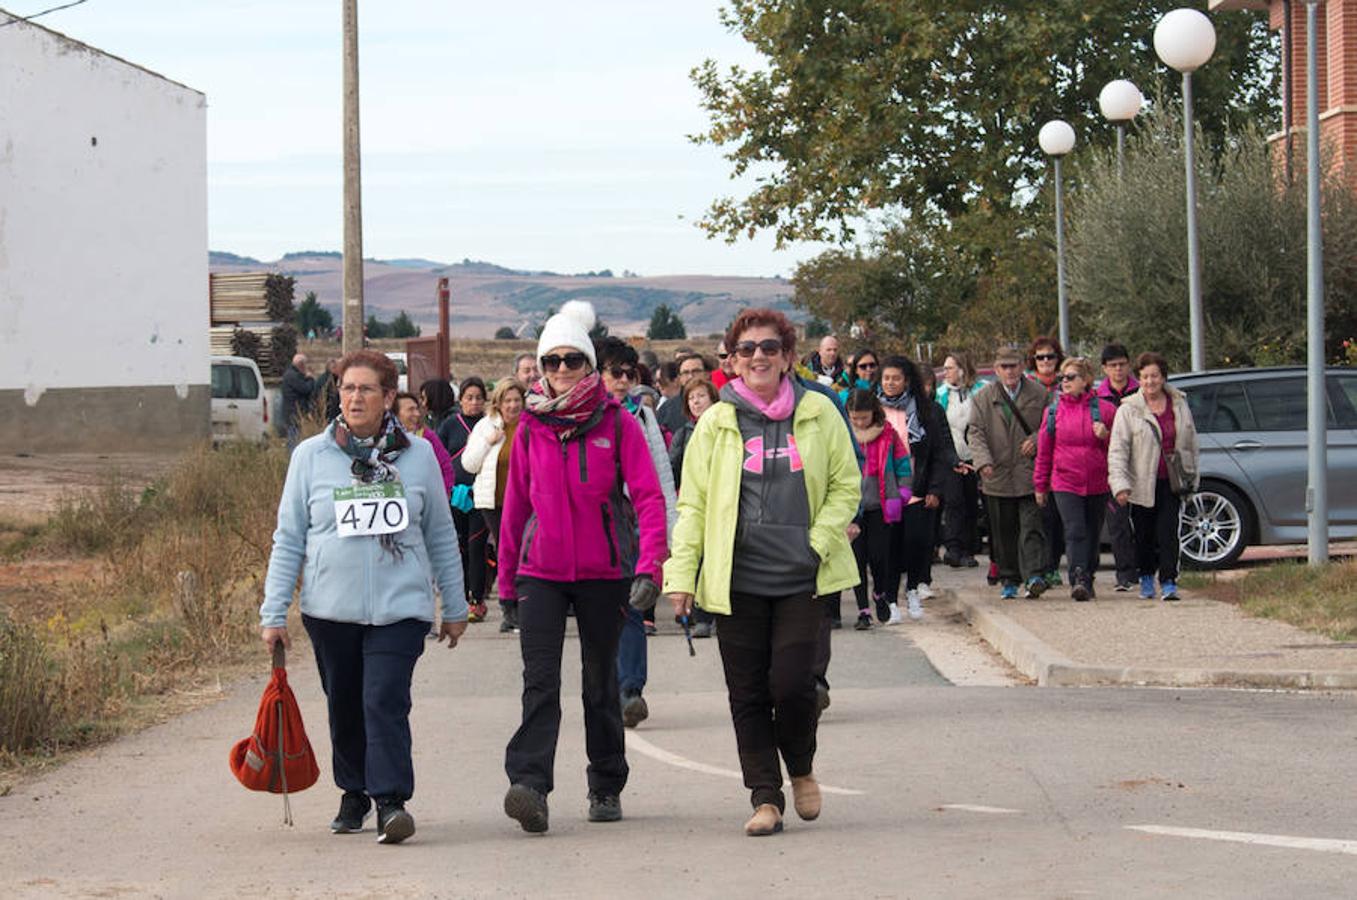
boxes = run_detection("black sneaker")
[504,783,550,833]
[854,614,872,631]
[943,552,962,568]
[815,681,831,712]
[587,792,622,823]
[621,693,649,729]
[330,791,371,834]
[1071,583,1090,602]
[376,800,415,845]
[1114,581,1134,593]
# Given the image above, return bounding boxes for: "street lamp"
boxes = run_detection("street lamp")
[1303,0,1328,565]
[1154,8,1216,374]
[1098,79,1143,176]
[1040,119,1076,352]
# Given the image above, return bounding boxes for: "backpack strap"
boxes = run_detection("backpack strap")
[1044,394,1102,439]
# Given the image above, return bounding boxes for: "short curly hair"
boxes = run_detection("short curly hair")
[337,350,399,392]
[724,308,797,360]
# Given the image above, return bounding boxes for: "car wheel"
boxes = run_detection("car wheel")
[1179,482,1254,570]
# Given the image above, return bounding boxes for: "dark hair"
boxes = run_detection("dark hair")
[724,308,798,360]
[1135,351,1170,379]
[594,335,639,369]
[844,388,884,425]
[1100,343,1131,365]
[639,349,660,370]
[337,350,399,392]
[682,378,720,421]
[846,348,880,385]
[393,391,421,415]
[1027,336,1065,370]
[674,347,696,361]
[636,362,654,388]
[419,379,457,418]
[459,376,488,402]
[879,354,920,395]
[659,361,680,384]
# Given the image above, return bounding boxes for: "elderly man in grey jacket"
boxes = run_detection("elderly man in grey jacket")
[967,346,1049,599]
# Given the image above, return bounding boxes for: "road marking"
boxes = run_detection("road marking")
[1127,825,1357,856]
[625,732,864,796]
[940,804,1022,815]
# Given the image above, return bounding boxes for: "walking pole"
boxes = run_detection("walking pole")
[679,615,696,657]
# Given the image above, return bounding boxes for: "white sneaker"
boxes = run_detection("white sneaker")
[916,583,935,600]
[906,589,924,620]
[886,602,903,625]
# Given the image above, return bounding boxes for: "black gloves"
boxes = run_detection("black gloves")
[629,574,660,611]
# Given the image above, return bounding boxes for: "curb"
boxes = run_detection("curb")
[950,593,1357,690]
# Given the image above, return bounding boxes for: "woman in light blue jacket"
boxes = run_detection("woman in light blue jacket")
[260,350,468,846]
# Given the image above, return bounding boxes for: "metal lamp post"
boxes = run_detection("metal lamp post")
[1304,0,1328,565]
[1039,119,1076,352]
[1098,79,1144,177]
[1154,8,1217,374]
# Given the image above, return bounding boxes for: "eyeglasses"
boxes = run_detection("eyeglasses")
[734,339,783,358]
[1033,353,1058,362]
[606,365,637,380]
[716,351,730,360]
[541,352,588,371]
[339,384,384,397]
[1059,373,1081,382]
[679,367,705,378]
[857,362,878,371]
[996,363,1019,370]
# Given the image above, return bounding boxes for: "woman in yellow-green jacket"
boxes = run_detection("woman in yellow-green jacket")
[663,308,860,839]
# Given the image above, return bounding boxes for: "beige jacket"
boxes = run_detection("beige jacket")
[967,378,1048,497]
[461,413,507,510]
[1107,387,1200,507]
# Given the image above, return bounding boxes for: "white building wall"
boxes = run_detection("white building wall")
[0,16,207,400]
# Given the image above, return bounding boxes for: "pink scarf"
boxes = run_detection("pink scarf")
[729,376,795,421]
[525,372,607,440]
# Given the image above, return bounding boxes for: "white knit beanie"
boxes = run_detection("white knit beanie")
[536,300,598,369]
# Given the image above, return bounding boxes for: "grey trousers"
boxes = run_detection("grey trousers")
[986,494,1046,585]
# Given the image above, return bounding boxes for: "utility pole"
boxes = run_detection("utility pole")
[341,0,364,354]
[1304,0,1328,564]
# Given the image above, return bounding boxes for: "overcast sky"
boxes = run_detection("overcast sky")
[17,0,826,276]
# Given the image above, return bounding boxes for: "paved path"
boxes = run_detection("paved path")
[4,604,1357,898]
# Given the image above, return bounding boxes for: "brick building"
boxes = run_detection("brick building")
[1212,0,1357,182]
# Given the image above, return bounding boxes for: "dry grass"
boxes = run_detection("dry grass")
[1182,560,1357,641]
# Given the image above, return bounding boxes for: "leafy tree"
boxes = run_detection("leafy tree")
[692,1,1279,245]
[647,304,688,340]
[295,291,333,336]
[365,315,386,340]
[389,310,421,339]
[494,326,518,340]
[803,317,831,339]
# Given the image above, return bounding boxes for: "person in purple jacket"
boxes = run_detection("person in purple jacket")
[394,392,455,497]
[1033,357,1119,601]
[497,301,669,834]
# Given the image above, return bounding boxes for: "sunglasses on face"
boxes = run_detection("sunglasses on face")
[541,352,588,371]
[857,362,878,371]
[1033,353,1058,362]
[734,339,783,358]
[717,351,730,360]
[1059,373,1081,382]
[606,365,637,380]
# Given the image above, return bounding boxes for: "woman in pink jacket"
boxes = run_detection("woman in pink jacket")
[1033,357,1118,601]
[497,301,669,834]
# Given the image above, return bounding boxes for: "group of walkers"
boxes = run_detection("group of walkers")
[259,306,1200,845]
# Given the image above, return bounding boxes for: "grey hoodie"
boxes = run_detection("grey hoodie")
[721,380,819,597]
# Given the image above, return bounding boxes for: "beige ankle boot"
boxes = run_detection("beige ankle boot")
[791,774,821,821]
[744,803,783,836]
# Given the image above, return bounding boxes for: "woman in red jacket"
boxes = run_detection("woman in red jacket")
[1033,357,1118,601]
[496,301,669,834]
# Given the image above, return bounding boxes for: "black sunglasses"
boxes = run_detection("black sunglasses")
[716,351,730,360]
[734,339,783,358]
[541,352,588,371]
[606,365,637,380]
[1059,372,1081,382]
[1033,353,1059,362]
[857,361,878,371]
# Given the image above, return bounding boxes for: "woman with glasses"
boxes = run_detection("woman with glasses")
[498,301,669,833]
[837,349,880,402]
[260,350,468,844]
[665,308,860,837]
[437,377,491,622]
[1032,358,1118,600]
[1027,336,1067,591]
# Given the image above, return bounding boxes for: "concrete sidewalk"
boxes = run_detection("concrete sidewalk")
[927,564,1357,690]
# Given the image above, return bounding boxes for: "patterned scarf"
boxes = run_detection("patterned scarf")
[525,373,608,441]
[879,388,926,444]
[333,411,410,559]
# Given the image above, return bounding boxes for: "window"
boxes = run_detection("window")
[1328,375,1357,428]
[1209,383,1254,433]
[1244,378,1309,431]
[210,365,234,400]
[235,366,260,400]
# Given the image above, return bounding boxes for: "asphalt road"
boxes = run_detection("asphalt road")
[3,611,1356,899]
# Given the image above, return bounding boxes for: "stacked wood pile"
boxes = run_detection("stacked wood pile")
[209,273,298,378]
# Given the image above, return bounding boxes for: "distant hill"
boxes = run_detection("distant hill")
[208,251,795,337]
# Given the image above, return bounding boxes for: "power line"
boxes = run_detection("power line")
[0,0,92,29]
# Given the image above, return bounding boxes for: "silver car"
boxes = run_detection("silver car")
[1169,366,1357,568]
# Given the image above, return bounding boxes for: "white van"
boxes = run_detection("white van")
[210,355,269,442]
[386,351,409,392]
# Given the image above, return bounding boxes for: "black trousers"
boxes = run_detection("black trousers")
[504,577,629,797]
[852,509,893,615]
[452,507,489,602]
[943,469,981,558]
[1132,479,1183,583]
[718,591,821,812]
[813,593,834,691]
[1052,492,1108,585]
[894,502,935,592]
[1042,500,1066,577]
[303,615,428,802]
[482,508,512,611]
[1105,496,1137,585]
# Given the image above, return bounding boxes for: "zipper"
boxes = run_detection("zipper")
[601,503,618,567]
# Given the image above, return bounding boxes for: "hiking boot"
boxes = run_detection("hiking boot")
[1139,575,1157,600]
[1000,582,1019,600]
[504,783,549,834]
[622,693,649,729]
[886,602,903,625]
[1070,568,1089,602]
[587,792,622,823]
[330,791,371,834]
[906,589,924,620]
[375,800,415,845]
[1071,583,1090,602]
[790,774,821,821]
[1024,577,1047,599]
[744,804,783,837]
[1161,580,1180,601]
[692,621,713,638]
[854,613,872,631]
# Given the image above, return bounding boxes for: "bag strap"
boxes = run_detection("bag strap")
[1044,394,1102,437]
[997,383,1034,435]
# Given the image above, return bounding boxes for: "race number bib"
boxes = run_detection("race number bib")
[333,483,409,538]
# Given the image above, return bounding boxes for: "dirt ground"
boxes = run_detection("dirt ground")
[0,452,179,524]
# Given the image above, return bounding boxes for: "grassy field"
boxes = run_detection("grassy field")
[1181,560,1357,641]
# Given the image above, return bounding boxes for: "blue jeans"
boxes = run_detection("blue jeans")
[617,605,648,697]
